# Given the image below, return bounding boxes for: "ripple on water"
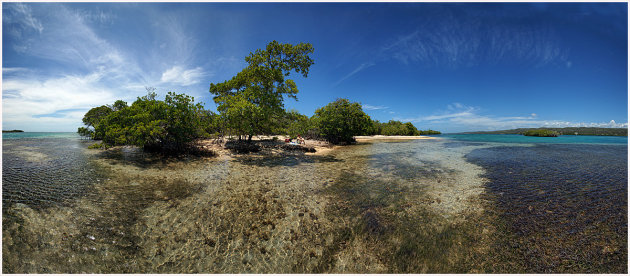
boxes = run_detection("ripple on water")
[11,138,617,273]
[2,138,106,209]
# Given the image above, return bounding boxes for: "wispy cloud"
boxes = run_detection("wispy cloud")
[160,66,206,86]
[4,3,44,34]
[2,67,30,74]
[398,103,627,132]
[76,8,116,25]
[333,62,375,86]
[363,104,389,111]
[1,3,219,131]
[421,103,478,120]
[379,10,566,69]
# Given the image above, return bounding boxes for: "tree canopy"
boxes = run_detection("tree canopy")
[522,129,559,137]
[209,40,314,140]
[366,120,440,136]
[82,105,113,139]
[312,98,372,144]
[79,41,444,153]
[79,90,210,152]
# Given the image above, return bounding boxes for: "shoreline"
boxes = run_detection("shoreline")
[82,135,440,160]
[197,135,437,158]
[354,135,437,142]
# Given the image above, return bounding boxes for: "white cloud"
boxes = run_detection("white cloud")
[77,8,116,25]
[160,66,206,86]
[363,104,388,110]
[398,103,627,131]
[380,13,566,69]
[1,4,217,131]
[2,73,121,131]
[2,67,29,74]
[5,3,44,34]
[542,120,628,128]
[422,111,476,121]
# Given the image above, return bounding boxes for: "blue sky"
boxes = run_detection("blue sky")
[2,2,627,133]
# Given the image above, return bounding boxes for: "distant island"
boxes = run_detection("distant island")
[463,127,627,136]
[2,130,24,133]
[522,129,558,137]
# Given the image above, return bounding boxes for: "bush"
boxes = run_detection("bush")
[84,91,207,152]
[88,142,104,149]
[522,129,559,137]
[77,127,94,139]
[312,98,371,144]
[418,129,441,135]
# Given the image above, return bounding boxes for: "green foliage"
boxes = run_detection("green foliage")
[81,105,113,139]
[364,120,440,136]
[77,127,94,139]
[111,100,128,111]
[87,142,104,149]
[312,98,372,144]
[376,120,417,136]
[366,120,383,136]
[163,92,205,147]
[280,109,312,138]
[210,40,314,140]
[522,129,559,137]
[380,120,412,136]
[403,122,418,136]
[99,91,167,148]
[418,129,441,135]
[84,91,206,152]
[198,110,221,138]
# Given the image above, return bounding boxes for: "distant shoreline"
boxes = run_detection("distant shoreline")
[462,127,627,137]
[3,130,24,133]
[354,135,437,142]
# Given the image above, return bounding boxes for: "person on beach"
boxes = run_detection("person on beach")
[297,134,305,145]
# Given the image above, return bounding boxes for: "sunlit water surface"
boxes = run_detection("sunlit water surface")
[2,134,627,273]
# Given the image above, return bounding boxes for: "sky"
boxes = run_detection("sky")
[2,2,628,133]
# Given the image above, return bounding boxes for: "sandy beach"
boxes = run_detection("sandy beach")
[197,135,437,158]
[196,135,336,158]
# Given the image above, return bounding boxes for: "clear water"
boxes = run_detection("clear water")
[2,137,106,208]
[465,143,627,272]
[442,133,628,144]
[3,132,80,139]
[2,133,627,273]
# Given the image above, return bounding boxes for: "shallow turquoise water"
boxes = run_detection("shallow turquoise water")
[2,131,628,272]
[3,132,79,139]
[441,134,627,144]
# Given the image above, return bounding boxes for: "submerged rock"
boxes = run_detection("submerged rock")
[225,141,261,153]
